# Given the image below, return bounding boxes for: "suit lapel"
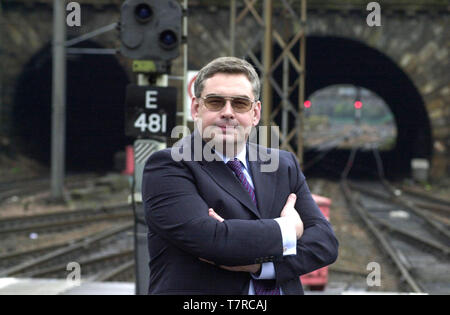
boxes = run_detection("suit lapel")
[186,132,259,218]
[201,161,261,218]
[188,132,277,219]
[247,144,277,218]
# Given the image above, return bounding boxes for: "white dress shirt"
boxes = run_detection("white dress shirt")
[214,146,297,294]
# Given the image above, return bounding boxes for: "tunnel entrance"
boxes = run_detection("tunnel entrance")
[302,84,398,178]
[270,36,432,179]
[13,41,130,172]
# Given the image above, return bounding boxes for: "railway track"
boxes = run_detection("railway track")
[0,221,134,281]
[0,203,132,237]
[0,173,99,204]
[27,250,135,282]
[303,125,395,173]
[303,127,361,171]
[0,172,137,283]
[340,147,450,294]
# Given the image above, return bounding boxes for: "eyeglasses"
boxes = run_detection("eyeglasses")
[200,95,256,113]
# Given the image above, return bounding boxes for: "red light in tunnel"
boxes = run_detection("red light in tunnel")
[304,100,311,108]
[354,101,363,109]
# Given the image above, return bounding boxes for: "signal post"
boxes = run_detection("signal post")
[120,0,183,295]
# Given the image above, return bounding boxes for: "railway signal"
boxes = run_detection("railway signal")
[120,1,184,295]
[354,101,363,109]
[354,101,362,125]
[304,100,312,118]
[120,0,183,61]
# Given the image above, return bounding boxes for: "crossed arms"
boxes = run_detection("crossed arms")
[143,149,338,283]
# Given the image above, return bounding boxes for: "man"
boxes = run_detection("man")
[142,57,338,295]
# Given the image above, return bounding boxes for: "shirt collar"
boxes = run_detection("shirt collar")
[215,146,249,170]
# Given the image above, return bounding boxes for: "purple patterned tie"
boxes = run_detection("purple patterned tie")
[226,158,281,295]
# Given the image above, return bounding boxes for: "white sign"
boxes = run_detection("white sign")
[146,90,158,109]
[134,113,167,133]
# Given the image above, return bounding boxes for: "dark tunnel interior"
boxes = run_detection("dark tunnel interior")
[13,41,131,172]
[270,36,432,180]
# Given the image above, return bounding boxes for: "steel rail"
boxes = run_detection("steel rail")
[0,173,101,203]
[340,180,424,293]
[23,249,134,278]
[379,179,450,241]
[346,182,450,227]
[360,206,450,257]
[340,146,423,293]
[0,222,133,277]
[0,204,131,235]
[92,260,135,282]
[399,185,450,208]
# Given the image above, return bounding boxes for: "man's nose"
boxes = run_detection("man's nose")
[220,100,235,118]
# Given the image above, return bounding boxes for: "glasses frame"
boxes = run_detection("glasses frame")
[199,94,257,113]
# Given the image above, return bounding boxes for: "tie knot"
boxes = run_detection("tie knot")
[226,158,243,175]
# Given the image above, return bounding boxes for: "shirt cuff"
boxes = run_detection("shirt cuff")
[252,262,276,280]
[274,217,297,256]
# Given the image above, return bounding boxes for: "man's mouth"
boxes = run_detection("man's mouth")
[216,124,237,132]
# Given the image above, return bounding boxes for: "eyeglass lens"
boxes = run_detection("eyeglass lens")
[204,96,252,113]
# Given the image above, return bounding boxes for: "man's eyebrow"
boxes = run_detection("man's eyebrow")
[204,93,252,99]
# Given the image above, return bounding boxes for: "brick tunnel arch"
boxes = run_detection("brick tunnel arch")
[12,40,130,172]
[272,35,433,179]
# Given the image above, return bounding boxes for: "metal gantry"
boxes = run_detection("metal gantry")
[229,0,307,165]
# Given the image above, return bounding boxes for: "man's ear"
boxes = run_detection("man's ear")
[191,97,200,121]
[252,101,262,126]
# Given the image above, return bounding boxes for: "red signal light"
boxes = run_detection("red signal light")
[354,101,363,109]
[304,100,311,108]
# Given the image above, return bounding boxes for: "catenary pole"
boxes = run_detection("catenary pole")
[51,0,67,200]
[262,0,273,147]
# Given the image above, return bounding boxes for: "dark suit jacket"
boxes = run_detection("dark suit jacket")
[142,133,338,295]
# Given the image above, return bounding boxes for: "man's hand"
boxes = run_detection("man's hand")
[199,208,262,274]
[280,193,304,239]
[208,208,224,222]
